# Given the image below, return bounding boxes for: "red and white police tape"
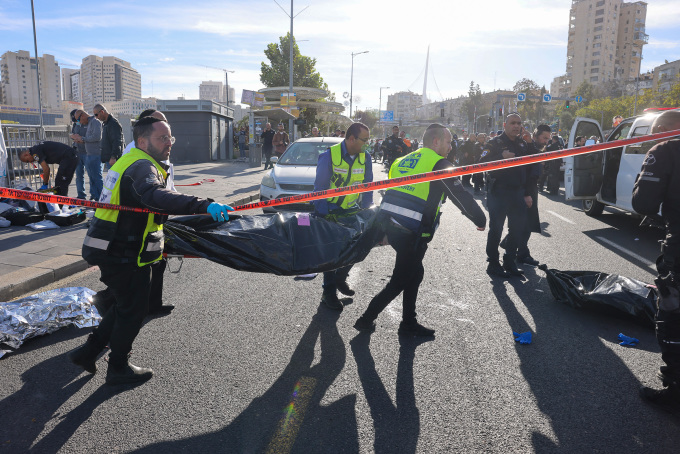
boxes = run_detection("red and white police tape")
[1,128,679,214]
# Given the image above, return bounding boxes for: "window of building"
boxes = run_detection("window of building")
[594,25,603,31]
[592,59,600,66]
[593,43,601,48]
[591,68,600,73]
[593,51,601,56]
[596,0,604,6]
[596,9,604,15]
[594,34,602,39]
[590,76,599,82]
[595,17,603,24]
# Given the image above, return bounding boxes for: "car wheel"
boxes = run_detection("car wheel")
[583,199,605,217]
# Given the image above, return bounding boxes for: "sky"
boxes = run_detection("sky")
[1,0,679,114]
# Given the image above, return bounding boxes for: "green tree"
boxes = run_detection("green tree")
[354,109,378,131]
[573,81,596,107]
[260,33,333,135]
[513,78,541,125]
[462,81,482,128]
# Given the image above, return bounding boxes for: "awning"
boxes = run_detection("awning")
[251,108,296,122]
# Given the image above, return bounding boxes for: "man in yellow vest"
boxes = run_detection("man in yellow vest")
[313,122,373,310]
[69,116,234,385]
[354,123,486,337]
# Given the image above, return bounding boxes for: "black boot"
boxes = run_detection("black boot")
[503,254,524,276]
[336,280,355,296]
[106,361,154,385]
[353,316,376,333]
[68,334,104,374]
[398,320,435,337]
[640,383,680,417]
[321,291,343,311]
[486,260,509,278]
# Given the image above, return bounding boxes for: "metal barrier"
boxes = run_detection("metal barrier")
[1,124,71,190]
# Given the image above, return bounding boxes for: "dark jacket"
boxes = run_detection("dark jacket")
[101,114,124,163]
[632,139,680,263]
[479,132,532,196]
[458,139,476,165]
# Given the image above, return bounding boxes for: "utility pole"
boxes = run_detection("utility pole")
[30,0,44,132]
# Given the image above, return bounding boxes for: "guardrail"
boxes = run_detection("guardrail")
[1,124,71,190]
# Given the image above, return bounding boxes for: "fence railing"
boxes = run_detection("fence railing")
[1,124,71,190]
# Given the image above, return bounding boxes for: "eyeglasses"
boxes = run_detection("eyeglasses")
[152,135,176,144]
[356,136,369,143]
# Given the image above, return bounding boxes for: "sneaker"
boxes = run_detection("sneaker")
[640,386,680,417]
[518,256,540,266]
[321,292,344,311]
[336,281,355,296]
[503,257,524,276]
[353,317,376,333]
[487,261,509,278]
[106,362,154,385]
[398,321,435,337]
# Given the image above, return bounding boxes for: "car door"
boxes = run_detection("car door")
[616,118,656,213]
[564,117,604,200]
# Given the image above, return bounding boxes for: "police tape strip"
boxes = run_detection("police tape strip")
[1,129,679,214]
[230,128,680,212]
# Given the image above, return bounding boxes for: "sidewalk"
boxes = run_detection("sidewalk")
[0,159,267,302]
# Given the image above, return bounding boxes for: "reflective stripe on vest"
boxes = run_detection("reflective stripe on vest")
[381,202,423,221]
[327,143,366,209]
[85,148,168,267]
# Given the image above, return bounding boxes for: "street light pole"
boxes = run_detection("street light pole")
[30,0,43,132]
[350,51,369,120]
[379,86,389,135]
[224,70,235,107]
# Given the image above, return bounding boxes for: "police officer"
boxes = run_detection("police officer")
[68,117,234,385]
[538,132,563,193]
[354,124,486,336]
[314,122,373,310]
[19,141,79,197]
[381,125,408,166]
[632,110,680,415]
[479,113,532,278]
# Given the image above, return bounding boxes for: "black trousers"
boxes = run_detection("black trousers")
[263,150,273,169]
[656,256,680,381]
[501,185,539,259]
[93,258,166,314]
[90,263,152,367]
[55,154,78,196]
[362,224,428,324]
[486,186,526,262]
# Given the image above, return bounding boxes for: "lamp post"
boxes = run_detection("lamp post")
[379,86,389,135]
[224,70,235,107]
[350,51,369,120]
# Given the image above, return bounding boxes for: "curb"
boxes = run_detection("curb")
[1,192,261,302]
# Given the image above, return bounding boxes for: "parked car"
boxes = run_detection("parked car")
[564,108,680,218]
[259,137,343,212]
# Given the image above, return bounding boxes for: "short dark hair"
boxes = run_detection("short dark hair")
[423,123,448,147]
[93,103,107,112]
[139,109,158,119]
[70,109,78,122]
[534,124,551,136]
[346,122,368,139]
[134,116,163,143]
[575,136,584,143]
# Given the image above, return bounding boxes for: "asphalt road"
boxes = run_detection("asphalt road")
[1,181,679,453]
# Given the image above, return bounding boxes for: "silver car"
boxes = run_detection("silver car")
[259,137,343,212]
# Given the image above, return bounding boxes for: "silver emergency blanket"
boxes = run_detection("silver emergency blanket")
[0,287,100,358]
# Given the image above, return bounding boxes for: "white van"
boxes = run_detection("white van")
[564,109,679,217]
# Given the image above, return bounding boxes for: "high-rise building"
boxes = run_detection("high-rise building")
[199,80,235,105]
[386,91,422,123]
[62,68,80,101]
[0,50,62,109]
[551,0,648,97]
[80,55,141,112]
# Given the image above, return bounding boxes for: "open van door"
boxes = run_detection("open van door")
[564,117,605,200]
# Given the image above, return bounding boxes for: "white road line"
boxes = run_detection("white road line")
[546,210,575,225]
[595,236,655,269]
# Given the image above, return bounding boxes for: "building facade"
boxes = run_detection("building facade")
[386,91,423,123]
[0,50,62,110]
[62,68,80,102]
[653,59,680,93]
[551,0,648,96]
[107,98,158,117]
[80,55,141,112]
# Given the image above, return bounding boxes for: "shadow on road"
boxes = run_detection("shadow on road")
[350,333,432,454]
[131,303,356,453]
[490,264,680,451]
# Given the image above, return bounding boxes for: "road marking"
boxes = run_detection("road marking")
[546,210,575,225]
[595,236,655,270]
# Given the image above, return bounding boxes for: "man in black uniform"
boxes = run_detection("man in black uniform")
[261,123,276,170]
[479,113,532,278]
[632,110,680,415]
[19,141,79,196]
[539,132,563,193]
[354,124,486,336]
[458,133,476,187]
[381,125,407,166]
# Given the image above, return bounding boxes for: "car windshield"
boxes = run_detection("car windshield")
[278,142,336,166]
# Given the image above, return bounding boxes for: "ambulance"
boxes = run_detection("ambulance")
[564,108,679,217]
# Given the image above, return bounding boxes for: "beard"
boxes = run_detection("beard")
[147,141,169,162]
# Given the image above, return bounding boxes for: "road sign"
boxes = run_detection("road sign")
[517,93,526,102]
[575,95,583,103]
[380,110,394,121]
[543,94,552,103]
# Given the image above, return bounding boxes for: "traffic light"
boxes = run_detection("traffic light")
[565,100,570,109]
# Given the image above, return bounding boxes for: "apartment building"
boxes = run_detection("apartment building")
[0,50,62,109]
[80,55,141,112]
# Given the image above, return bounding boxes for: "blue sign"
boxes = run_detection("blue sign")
[575,96,583,103]
[380,110,394,121]
[517,93,526,102]
[543,94,552,102]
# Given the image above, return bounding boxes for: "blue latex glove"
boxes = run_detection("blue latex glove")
[39,184,48,190]
[618,333,639,346]
[207,203,234,222]
[513,331,532,345]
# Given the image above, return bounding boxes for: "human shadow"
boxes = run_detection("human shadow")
[491,264,680,451]
[349,333,432,454]
[0,351,117,452]
[132,304,356,453]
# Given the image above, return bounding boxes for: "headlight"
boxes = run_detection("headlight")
[261,172,276,189]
